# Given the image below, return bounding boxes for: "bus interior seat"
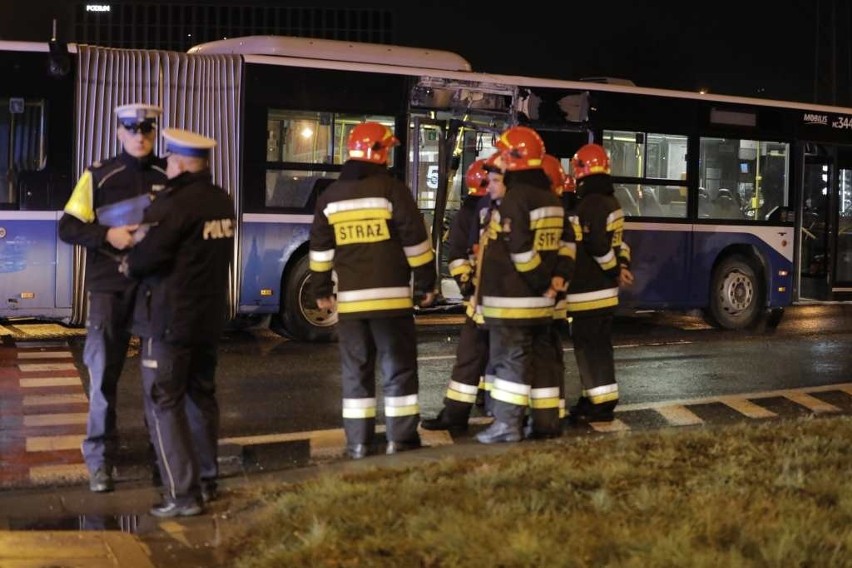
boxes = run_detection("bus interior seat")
[637,187,664,216]
[712,188,742,219]
[698,186,712,217]
[614,185,641,216]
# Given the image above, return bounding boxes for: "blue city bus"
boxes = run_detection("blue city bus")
[2,35,851,339]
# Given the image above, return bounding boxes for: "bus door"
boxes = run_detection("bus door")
[833,149,852,298]
[799,146,842,300]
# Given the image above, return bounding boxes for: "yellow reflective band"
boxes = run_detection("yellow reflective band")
[599,256,618,271]
[483,305,554,319]
[588,391,619,405]
[334,219,390,245]
[342,407,377,419]
[327,208,392,224]
[530,217,563,230]
[529,397,560,409]
[446,389,477,404]
[64,171,96,223]
[566,296,618,312]
[338,297,413,313]
[385,404,419,417]
[534,228,561,251]
[558,243,577,259]
[513,252,541,272]
[449,262,472,277]
[491,388,529,407]
[407,249,435,268]
[309,260,333,272]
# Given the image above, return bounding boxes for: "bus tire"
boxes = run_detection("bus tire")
[274,255,338,342]
[706,254,764,330]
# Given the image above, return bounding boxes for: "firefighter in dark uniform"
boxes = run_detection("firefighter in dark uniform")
[122,128,234,517]
[421,158,490,433]
[59,103,166,493]
[565,143,634,425]
[475,126,573,443]
[308,122,437,459]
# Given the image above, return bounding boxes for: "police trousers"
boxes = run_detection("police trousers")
[338,316,419,447]
[81,288,136,473]
[139,338,220,505]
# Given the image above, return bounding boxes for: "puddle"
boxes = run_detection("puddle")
[8,514,141,532]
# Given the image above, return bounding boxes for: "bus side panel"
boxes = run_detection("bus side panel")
[239,214,312,313]
[691,225,794,309]
[0,212,66,317]
[620,223,691,309]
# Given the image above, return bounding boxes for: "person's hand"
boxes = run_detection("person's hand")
[106,224,139,250]
[618,266,635,288]
[544,275,567,298]
[317,296,336,311]
[418,291,436,308]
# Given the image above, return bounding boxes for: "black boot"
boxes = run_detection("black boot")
[420,408,469,433]
[567,398,616,426]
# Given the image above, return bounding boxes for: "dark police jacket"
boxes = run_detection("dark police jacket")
[565,173,625,317]
[479,169,572,327]
[126,170,234,344]
[308,160,436,319]
[59,152,167,292]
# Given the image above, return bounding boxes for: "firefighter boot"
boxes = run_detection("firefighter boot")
[420,406,469,434]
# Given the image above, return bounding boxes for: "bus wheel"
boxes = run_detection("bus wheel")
[273,255,338,342]
[706,254,764,330]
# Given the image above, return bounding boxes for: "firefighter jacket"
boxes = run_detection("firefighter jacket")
[479,169,572,327]
[565,173,625,317]
[59,151,167,292]
[308,160,436,319]
[125,170,235,345]
[447,194,482,299]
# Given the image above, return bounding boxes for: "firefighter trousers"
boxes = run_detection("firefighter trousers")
[442,315,489,422]
[528,323,564,434]
[338,316,420,447]
[570,314,619,412]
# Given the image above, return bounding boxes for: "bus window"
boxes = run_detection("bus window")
[1,98,47,207]
[264,110,394,209]
[603,130,687,218]
[699,138,789,221]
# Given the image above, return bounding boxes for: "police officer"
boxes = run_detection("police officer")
[59,103,166,493]
[421,158,490,433]
[565,143,633,425]
[475,127,573,444]
[123,128,234,517]
[308,122,437,459]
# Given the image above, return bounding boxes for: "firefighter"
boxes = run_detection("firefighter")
[308,122,437,459]
[475,127,572,444]
[421,158,491,433]
[565,143,634,425]
[122,128,233,517]
[59,103,167,493]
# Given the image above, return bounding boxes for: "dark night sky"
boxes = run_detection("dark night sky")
[0,0,838,105]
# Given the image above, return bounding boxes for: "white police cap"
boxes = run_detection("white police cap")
[115,103,163,123]
[162,128,217,157]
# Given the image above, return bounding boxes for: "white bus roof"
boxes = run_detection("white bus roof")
[188,35,472,72]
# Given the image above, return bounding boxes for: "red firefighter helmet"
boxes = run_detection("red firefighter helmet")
[495,126,545,171]
[571,143,611,180]
[563,174,576,194]
[465,159,489,196]
[541,154,566,196]
[483,150,503,173]
[347,122,399,164]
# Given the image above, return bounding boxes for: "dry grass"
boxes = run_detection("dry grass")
[222,416,852,567]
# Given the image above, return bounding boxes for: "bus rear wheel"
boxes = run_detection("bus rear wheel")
[705,254,764,330]
[272,255,338,342]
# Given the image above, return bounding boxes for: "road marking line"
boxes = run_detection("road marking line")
[656,405,704,426]
[419,429,454,447]
[784,392,841,413]
[16,351,73,359]
[719,398,777,419]
[20,377,81,388]
[23,393,88,406]
[23,413,89,427]
[617,382,852,411]
[29,463,88,483]
[26,434,85,452]
[18,362,78,372]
